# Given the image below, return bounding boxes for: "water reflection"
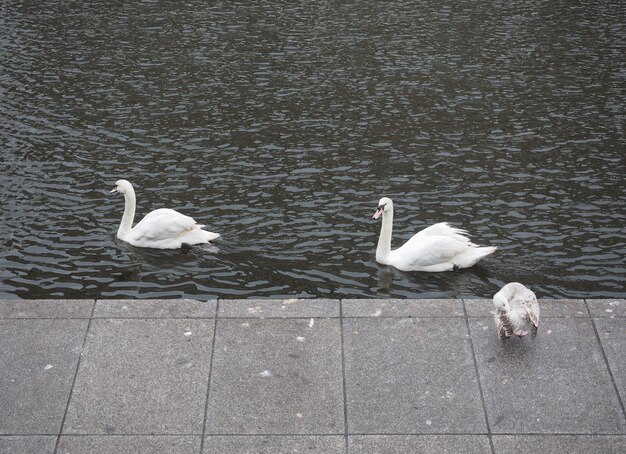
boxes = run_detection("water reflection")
[375,264,493,299]
[0,0,624,299]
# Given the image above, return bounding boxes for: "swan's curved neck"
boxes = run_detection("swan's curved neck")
[118,187,136,240]
[376,207,393,264]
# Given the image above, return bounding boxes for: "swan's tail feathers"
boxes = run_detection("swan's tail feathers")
[178,228,220,245]
[203,231,220,242]
[194,224,220,241]
[476,246,497,259]
[455,246,497,268]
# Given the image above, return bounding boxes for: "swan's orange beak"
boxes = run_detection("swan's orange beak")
[373,208,383,220]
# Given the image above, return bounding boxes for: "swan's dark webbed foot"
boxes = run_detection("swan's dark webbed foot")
[180,242,192,250]
[452,264,460,272]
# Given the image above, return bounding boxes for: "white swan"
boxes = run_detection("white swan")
[110,179,220,249]
[372,197,496,272]
[492,282,540,341]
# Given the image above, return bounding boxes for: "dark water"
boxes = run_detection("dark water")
[1,1,624,300]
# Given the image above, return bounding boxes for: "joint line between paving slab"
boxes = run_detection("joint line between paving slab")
[339,299,349,452]
[18,431,626,437]
[199,299,220,454]
[91,316,217,320]
[462,299,495,454]
[53,300,96,453]
[585,299,626,420]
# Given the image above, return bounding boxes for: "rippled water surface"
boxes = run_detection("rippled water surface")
[1,1,625,299]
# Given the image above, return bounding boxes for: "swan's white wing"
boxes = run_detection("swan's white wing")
[140,208,193,224]
[406,222,471,245]
[412,222,469,238]
[128,208,199,242]
[393,235,470,269]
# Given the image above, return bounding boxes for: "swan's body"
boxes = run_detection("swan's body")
[372,197,496,272]
[110,180,219,249]
[492,282,539,341]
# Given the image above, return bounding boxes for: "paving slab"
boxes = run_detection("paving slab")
[348,435,491,454]
[587,299,626,317]
[93,298,216,318]
[1,296,624,450]
[0,319,87,434]
[594,318,626,406]
[492,435,626,454]
[205,318,344,434]
[343,317,486,434]
[470,317,626,433]
[342,299,463,318]
[63,319,213,434]
[463,299,493,318]
[464,298,587,318]
[0,299,93,319]
[218,298,339,318]
[202,435,346,453]
[535,299,591,317]
[56,435,201,454]
[0,436,56,454]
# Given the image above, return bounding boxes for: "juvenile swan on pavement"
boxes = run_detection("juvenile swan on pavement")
[110,179,219,249]
[492,282,540,341]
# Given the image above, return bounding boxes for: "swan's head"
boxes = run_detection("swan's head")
[373,197,393,220]
[110,179,133,194]
[493,292,510,312]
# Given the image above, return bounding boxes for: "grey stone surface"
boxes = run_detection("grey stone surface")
[344,318,486,434]
[587,299,626,317]
[470,317,626,433]
[0,436,56,454]
[492,435,626,454]
[0,319,87,434]
[349,435,491,454]
[594,318,626,405]
[202,435,346,453]
[57,435,201,454]
[342,299,463,318]
[463,299,493,317]
[206,318,344,434]
[94,298,216,318]
[464,298,588,318]
[218,298,339,318]
[1,297,624,450]
[63,319,213,434]
[0,299,93,319]
[536,299,589,317]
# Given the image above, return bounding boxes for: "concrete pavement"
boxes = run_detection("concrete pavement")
[0,298,625,453]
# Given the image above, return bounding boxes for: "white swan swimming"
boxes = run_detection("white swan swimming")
[110,179,220,249]
[492,282,540,341]
[372,197,496,272]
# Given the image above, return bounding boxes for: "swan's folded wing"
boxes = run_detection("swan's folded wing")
[413,222,469,237]
[522,291,540,339]
[492,310,511,341]
[395,236,470,268]
[406,222,471,245]
[129,209,199,242]
[497,311,513,341]
[140,208,189,223]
